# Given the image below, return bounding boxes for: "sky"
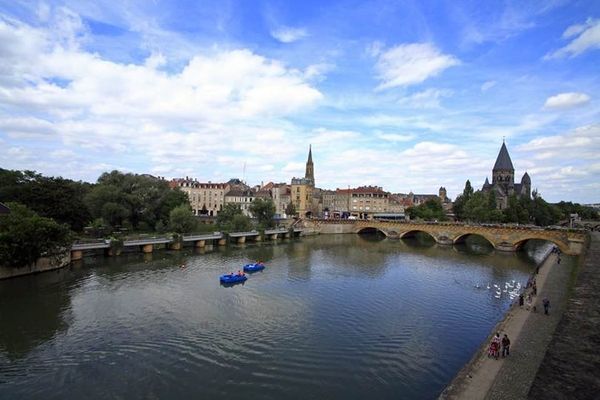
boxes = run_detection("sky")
[0,0,598,203]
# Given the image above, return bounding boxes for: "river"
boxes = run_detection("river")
[0,234,551,400]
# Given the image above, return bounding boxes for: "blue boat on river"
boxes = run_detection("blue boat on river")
[243,263,265,272]
[219,274,247,284]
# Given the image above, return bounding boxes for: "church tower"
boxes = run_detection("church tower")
[492,141,515,193]
[305,145,314,186]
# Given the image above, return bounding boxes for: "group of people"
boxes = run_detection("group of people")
[485,246,559,362]
[230,270,246,277]
[488,332,511,360]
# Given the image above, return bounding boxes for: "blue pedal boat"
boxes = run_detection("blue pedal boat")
[219,274,247,284]
[243,263,265,272]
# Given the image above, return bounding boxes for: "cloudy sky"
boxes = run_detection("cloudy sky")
[0,0,598,202]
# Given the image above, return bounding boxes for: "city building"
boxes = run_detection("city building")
[224,188,255,217]
[291,146,315,217]
[271,183,292,218]
[482,141,531,209]
[171,178,228,216]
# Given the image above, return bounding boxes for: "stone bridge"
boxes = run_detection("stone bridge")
[301,219,588,255]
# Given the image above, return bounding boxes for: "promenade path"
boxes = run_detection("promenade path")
[440,244,578,399]
[527,232,600,399]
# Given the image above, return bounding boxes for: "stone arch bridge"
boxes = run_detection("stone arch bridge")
[300,219,588,255]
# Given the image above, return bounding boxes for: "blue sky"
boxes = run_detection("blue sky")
[0,0,598,202]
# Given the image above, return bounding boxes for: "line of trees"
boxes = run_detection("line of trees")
[0,168,281,267]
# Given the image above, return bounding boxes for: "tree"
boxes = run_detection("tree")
[217,204,251,232]
[406,198,447,221]
[249,198,276,229]
[168,204,197,233]
[452,180,474,221]
[0,168,91,231]
[85,171,188,231]
[0,203,72,268]
[285,202,296,217]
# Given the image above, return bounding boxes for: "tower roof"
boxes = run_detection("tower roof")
[307,144,313,164]
[521,172,531,183]
[493,142,514,171]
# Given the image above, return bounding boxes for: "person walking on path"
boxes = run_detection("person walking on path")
[491,333,501,360]
[501,334,510,358]
[543,298,550,315]
[519,293,524,307]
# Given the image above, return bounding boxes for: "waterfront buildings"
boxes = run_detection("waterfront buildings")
[224,188,255,217]
[481,141,531,209]
[170,178,228,216]
[291,146,316,217]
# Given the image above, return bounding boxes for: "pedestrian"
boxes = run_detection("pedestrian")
[532,282,537,296]
[526,294,533,310]
[557,257,561,264]
[501,334,510,357]
[543,298,550,315]
[519,293,524,307]
[492,333,501,360]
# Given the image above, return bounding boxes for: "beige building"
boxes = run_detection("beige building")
[271,183,292,218]
[291,146,315,217]
[349,186,389,218]
[171,178,228,216]
[224,189,255,217]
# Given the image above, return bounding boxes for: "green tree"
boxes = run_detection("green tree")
[168,204,198,233]
[285,202,296,217]
[452,180,474,221]
[249,198,276,229]
[217,204,251,232]
[0,203,72,268]
[0,168,91,231]
[463,191,492,222]
[407,198,447,221]
[85,171,188,231]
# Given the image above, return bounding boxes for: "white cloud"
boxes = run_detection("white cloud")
[271,26,308,43]
[544,92,591,109]
[375,133,415,142]
[545,18,600,59]
[374,43,459,90]
[397,88,453,109]
[481,80,497,92]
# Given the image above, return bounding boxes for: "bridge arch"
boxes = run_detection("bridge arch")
[513,237,569,254]
[356,227,388,237]
[453,233,496,248]
[400,230,437,242]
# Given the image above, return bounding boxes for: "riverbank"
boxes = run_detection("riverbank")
[527,232,600,399]
[439,245,575,399]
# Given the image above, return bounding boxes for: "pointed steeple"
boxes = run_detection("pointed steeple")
[521,172,531,183]
[484,177,490,186]
[493,142,514,171]
[304,145,314,184]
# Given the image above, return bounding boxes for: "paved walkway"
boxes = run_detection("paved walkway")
[527,232,600,399]
[440,248,576,400]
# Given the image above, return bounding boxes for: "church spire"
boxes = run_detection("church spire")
[493,141,514,171]
[305,145,314,184]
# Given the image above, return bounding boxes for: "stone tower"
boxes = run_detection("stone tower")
[305,145,314,186]
[439,187,447,202]
[492,141,515,195]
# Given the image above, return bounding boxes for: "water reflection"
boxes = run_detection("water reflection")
[0,269,72,361]
[0,234,558,400]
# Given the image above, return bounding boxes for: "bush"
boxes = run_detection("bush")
[0,203,72,268]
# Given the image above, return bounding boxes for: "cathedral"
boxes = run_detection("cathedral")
[482,141,531,209]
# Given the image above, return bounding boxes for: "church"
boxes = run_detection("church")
[481,141,531,209]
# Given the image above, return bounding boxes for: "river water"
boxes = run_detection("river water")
[0,234,551,400]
